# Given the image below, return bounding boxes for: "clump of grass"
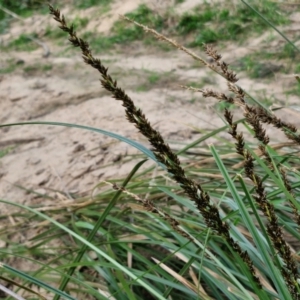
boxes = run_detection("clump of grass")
[287,83,300,96]
[279,43,299,60]
[234,54,283,78]
[135,70,177,92]
[112,4,164,43]
[1,2,300,300]
[79,4,165,52]
[177,1,289,46]
[4,34,39,52]
[47,5,299,298]
[0,146,12,158]
[0,0,47,33]
[0,0,43,18]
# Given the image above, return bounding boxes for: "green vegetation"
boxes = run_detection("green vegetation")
[44,26,67,39]
[73,16,89,28]
[0,0,44,18]
[215,100,236,111]
[287,82,300,96]
[0,146,12,158]
[135,70,177,92]
[230,40,300,78]
[234,54,283,78]
[81,31,115,52]
[1,1,300,300]
[147,71,161,84]
[0,0,47,33]
[83,4,165,52]
[0,59,17,73]
[5,34,39,51]
[45,16,88,40]
[74,0,110,9]
[279,42,299,59]
[112,4,164,43]
[75,1,294,53]
[23,63,52,74]
[45,0,164,52]
[177,1,289,46]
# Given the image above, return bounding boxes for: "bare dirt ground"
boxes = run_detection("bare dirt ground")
[1,0,300,209]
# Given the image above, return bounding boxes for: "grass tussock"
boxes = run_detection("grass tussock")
[1,2,300,300]
[177,1,288,46]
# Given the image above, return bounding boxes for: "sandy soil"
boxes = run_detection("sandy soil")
[1,0,300,209]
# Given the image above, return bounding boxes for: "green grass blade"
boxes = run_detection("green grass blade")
[0,281,26,300]
[0,250,106,300]
[0,275,48,300]
[237,177,291,299]
[0,121,158,164]
[249,147,300,211]
[1,264,77,300]
[177,117,245,155]
[106,244,137,300]
[240,0,300,54]
[210,145,292,299]
[186,234,253,299]
[0,198,168,300]
[55,159,148,299]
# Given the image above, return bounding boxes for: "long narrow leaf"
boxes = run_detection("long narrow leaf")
[1,264,76,300]
[210,145,291,300]
[55,159,148,299]
[0,122,159,165]
[0,199,168,300]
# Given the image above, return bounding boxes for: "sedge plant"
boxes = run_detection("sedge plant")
[0,1,300,299]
